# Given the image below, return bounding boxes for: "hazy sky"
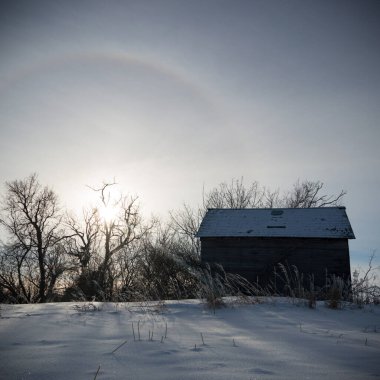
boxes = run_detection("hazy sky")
[1,0,379,267]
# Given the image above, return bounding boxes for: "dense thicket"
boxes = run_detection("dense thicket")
[0,175,355,304]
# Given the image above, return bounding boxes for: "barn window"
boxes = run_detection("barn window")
[267,225,286,228]
[271,210,284,216]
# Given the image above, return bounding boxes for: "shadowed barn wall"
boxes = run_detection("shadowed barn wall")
[201,236,351,288]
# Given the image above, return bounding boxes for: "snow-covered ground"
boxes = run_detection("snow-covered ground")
[0,299,379,380]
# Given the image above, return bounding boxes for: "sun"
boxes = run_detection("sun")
[99,204,118,223]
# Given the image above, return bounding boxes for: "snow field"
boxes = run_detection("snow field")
[0,299,379,379]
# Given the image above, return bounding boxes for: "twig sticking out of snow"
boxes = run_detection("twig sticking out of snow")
[132,322,136,341]
[94,365,101,380]
[233,338,237,347]
[138,320,141,341]
[164,322,167,339]
[111,340,128,354]
[201,333,205,346]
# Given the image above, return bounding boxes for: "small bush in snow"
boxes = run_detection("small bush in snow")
[325,276,345,309]
[350,253,380,307]
[72,302,102,312]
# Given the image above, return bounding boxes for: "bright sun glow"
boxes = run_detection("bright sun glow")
[99,205,118,223]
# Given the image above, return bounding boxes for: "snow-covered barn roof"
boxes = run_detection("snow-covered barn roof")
[196,207,355,239]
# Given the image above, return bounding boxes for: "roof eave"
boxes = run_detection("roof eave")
[197,234,355,239]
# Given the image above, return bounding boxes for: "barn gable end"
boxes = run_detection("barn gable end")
[196,207,355,288]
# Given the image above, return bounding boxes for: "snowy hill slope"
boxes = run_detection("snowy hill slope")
[0,299,379,379]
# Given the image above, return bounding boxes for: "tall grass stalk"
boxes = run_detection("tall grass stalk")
[94,365,101,380]
[111,340,127,354]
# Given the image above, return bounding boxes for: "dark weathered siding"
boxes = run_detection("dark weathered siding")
[200,237,351,288]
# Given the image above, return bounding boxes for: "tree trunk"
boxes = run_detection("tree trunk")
[36,229,46,303]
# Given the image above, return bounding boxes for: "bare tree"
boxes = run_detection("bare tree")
[263,188,282,208]
[113,243,142,299]
[205,178,265,209]
[283,180,346,208]
[95,183,147,293]
[0,174,68,302]
[170,203,204,254]
[65,207,100,273]
[66,181,153,299]
[0,244,38,302]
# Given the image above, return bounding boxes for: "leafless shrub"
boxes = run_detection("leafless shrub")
[72,302,102,312]
[351,252,380,307]
[325,275,346,309]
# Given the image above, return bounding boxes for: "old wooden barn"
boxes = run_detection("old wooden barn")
[196,207,355,289]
